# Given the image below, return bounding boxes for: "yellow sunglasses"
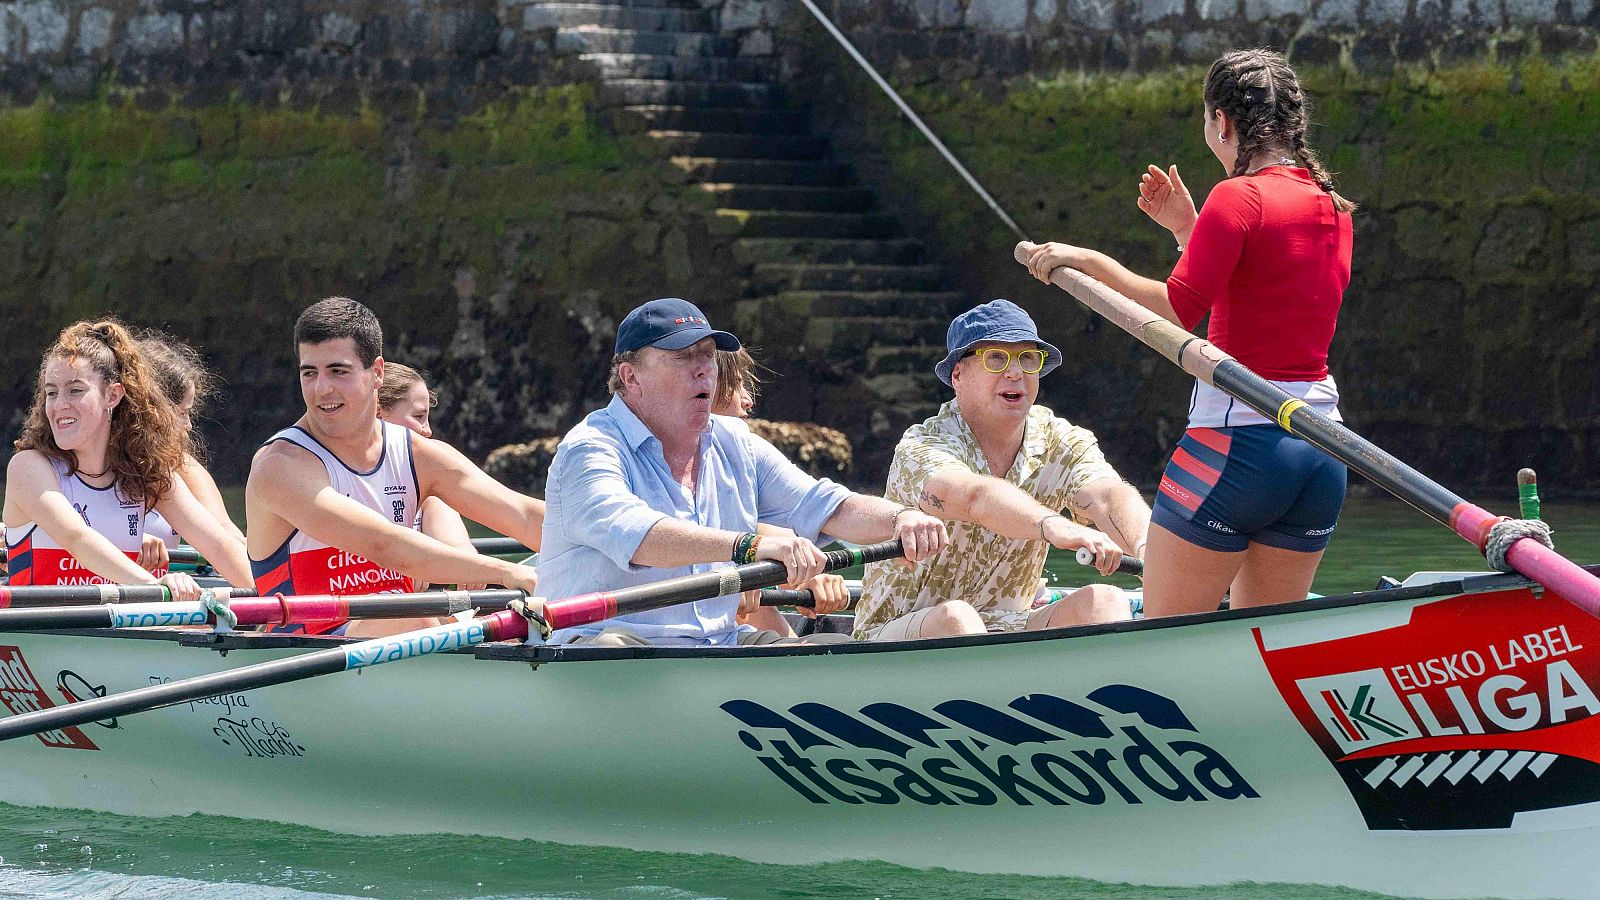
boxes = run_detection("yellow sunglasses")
[963,347,1048,375]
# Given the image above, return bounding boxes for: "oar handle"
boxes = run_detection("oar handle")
[1074,547,1144,577]
[0,541,907,743]
[758,585,865,608]
[1517,468,1541,521]
[0,584,256,609]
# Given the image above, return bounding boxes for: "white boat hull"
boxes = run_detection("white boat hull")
[1,572,1598,898]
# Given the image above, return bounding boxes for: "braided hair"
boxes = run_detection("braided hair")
[16,319,186,508]
[1204,49,1355,213]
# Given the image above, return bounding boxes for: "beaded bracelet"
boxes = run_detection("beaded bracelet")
[732,532,757,564]
[745,535,763,565]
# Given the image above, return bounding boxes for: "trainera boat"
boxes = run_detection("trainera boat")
[1,565,1597,899]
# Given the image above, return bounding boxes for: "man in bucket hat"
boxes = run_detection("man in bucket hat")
[853,299,1151,640]
[537,298,949,646]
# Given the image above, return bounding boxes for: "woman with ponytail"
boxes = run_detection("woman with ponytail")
[1022,49,1354,617]
[3,320,254,598]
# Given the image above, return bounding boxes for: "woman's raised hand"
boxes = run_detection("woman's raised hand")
[1137,164,1197,240]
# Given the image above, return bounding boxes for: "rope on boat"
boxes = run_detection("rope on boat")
[200,589,238,633]
[509,597,552,641]
[1485,518,1556,574]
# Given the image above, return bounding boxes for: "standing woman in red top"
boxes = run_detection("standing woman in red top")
[1021,49,1356,616]
[3,320,255,598]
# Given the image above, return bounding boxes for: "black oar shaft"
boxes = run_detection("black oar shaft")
[0,584,256,608]
[758,585,865,607]
[1074,548,1144,577]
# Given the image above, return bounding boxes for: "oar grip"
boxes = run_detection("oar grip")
[759,585,865,608]
[1074,547,1144,577]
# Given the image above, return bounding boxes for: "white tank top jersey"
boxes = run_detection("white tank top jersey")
[4,459,147,585]
[251,420,422,602]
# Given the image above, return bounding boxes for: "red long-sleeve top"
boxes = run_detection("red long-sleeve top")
[1166,166,1353,382]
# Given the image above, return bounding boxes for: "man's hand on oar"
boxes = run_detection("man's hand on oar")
[0,540,906,744]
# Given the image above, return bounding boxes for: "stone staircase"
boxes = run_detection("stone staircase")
[522,0,964,476]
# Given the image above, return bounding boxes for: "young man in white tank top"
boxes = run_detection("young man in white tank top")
[245,297,543,637]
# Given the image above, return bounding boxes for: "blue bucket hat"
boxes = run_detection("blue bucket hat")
[615,298,740,355]
[934,299,1062,387]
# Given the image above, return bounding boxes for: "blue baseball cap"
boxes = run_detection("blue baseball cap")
[615,298,740,355]
[934,299,1062,386]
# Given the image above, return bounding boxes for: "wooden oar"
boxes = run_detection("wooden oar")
[0,583,257,608]
[1015,243,1600,615]
[0,540,903,743]
[165,536,533,567]
[0,588,528,632]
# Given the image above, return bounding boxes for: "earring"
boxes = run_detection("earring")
[1218,135,1226,143]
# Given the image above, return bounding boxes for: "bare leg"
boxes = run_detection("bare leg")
[1140,523,1245,618]
[1229,542,1324,608]
[874,601,987,640]
[740,605,798,639]
[1025,584,1131,630]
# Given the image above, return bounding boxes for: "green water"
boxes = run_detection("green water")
[0,803,1398,899]
[4,493,1594,897]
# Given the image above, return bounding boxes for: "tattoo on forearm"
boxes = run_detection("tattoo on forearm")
[919,487,945,512]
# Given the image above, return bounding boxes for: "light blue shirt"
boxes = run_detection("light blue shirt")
[537,395,853,645]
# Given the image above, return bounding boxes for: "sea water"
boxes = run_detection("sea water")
[3,496,1597,898]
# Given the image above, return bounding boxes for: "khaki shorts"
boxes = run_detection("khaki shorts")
[562,626,852,647]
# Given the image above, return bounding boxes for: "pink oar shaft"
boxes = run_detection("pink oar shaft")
[1451,502,1600,616]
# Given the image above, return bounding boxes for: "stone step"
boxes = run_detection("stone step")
[615,105,807,135]
[732,237,926,266]
[580,52,776,81]
[671,157,848,186]
[648,130,825,160]
[554,27,732,56]
[748,262,944,292]
[765,290,966,318]
[523,4,713,32]
[702,184,872,212]
[718,210,898,239]
[596,79,781,108]
[865,345,950,375]
[801,316,949,355]
[863,372,948,405]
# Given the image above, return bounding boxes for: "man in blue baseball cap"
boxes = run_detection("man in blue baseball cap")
[853,299,1153,641]
[536,298,950,646]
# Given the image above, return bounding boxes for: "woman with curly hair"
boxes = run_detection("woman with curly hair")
[138,330,248,554]
[1022,49,1355,617]
[3,320,253,599]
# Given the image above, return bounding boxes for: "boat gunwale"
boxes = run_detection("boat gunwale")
[20,563,1596,663]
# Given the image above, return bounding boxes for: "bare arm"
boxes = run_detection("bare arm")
[154,475,255,587]
[820,493,948,562]
[1022,242,1183,325]
[1069,476,1151,557]
[3,451,160,585]
[177,455,246,545]
[247,445,537,592]
[414,437,543,551]
[917,468,1125,576]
